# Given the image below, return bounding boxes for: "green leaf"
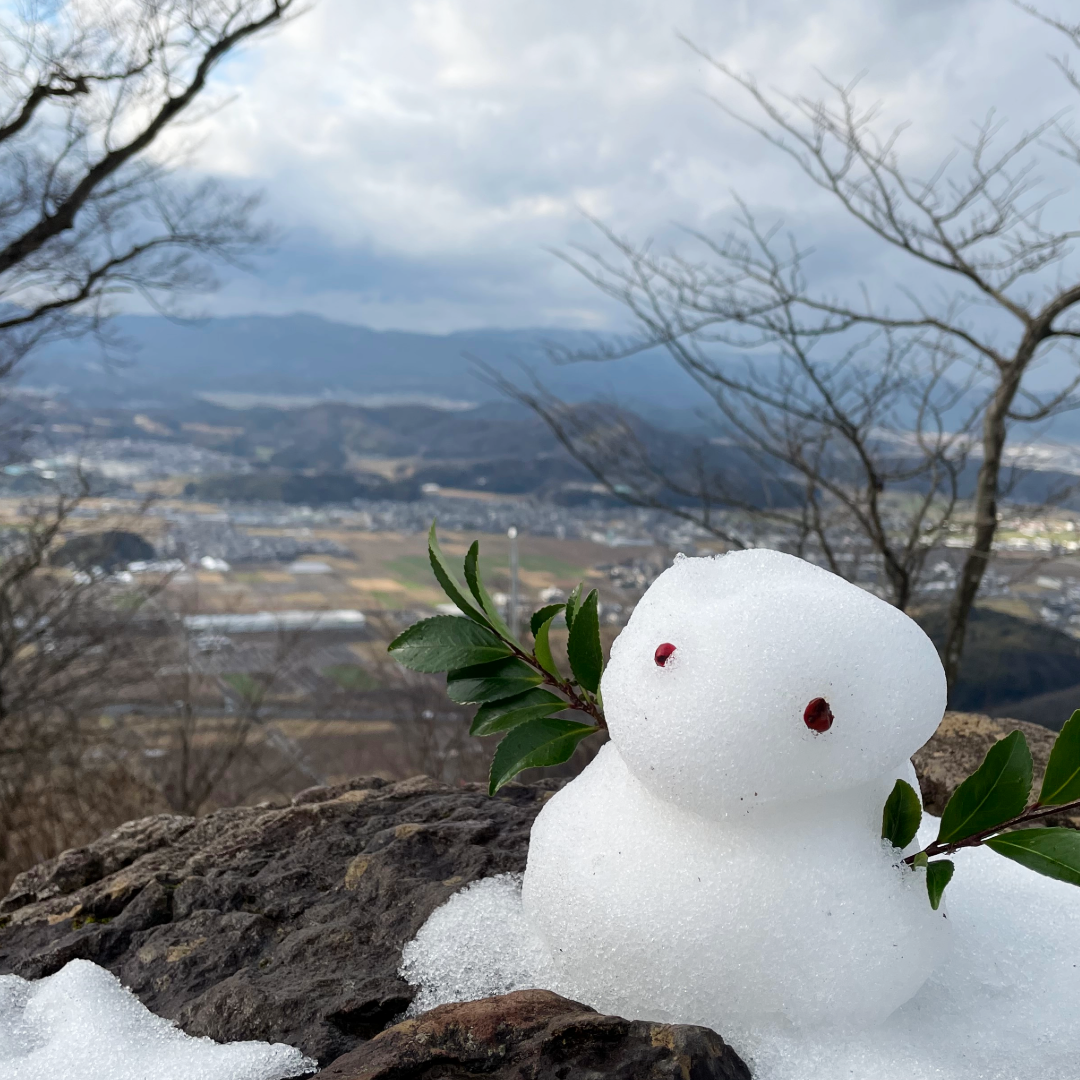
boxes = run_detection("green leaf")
[926,860,954,911]
[1039,710,1080,806]
[882,779,923,850]
[427,522,488,625]
[567,589,602,694]
[471,688,566,736]
[388,617,511,673]
[937,730,1033,845]
[986,827,1080,887]
[446,657,543,704]
[489,717,597,794]
[564,583,583,633]
[533,613,560,677]
[530,604,565,637]
[463,542,515,642]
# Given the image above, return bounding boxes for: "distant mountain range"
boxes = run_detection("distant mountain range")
[21,311,1080,442]
[18,313,707,426]
[6,386,778,511]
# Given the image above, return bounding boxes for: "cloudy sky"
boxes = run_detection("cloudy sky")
[172,0,1080,332]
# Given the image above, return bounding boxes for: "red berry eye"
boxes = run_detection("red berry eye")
[803,697,834,733]
[654,643,676,667]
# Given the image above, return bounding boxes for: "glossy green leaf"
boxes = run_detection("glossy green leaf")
[926,860,954,911]
[567,589,602,694]
[471,688,566,736]
[388,617,511,673]
[564,583,583,633]
[446,657,543,704]
[882,779,922,850]
[1039,710,1080,806]
[986,827,1080,887]
[937,730,1033,845]
[533,613,560,677]
[530,604,564,637]
[427,522,487,625]
[464,542,515,642]
[489,717,597,794]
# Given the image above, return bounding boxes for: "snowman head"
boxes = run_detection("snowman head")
[601,549,945,818]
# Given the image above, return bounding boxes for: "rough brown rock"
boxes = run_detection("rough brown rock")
[914,711,1079,826]
[315,989,751,1080]
[0,775,558,1066]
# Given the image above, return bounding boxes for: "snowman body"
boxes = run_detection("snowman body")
[521,549,951,1031]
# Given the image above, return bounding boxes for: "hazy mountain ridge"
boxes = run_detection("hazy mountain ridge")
[22,311,1080,441]
[13,312,1080,509]
[20,313,707,420]
[10,387,781,510]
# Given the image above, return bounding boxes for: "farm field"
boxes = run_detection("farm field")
[168,526,663,617]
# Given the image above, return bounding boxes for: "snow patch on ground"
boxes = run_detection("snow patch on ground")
[0,959,316,1080]
[401,818,1080,1080]
[401,873,556,1015]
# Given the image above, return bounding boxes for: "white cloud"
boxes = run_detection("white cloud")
[168,0,1080,329]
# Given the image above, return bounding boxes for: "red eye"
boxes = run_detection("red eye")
[803,697,834,733]
[654,643,676,667]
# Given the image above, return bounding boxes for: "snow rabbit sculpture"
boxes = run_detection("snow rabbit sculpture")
[522,549,951,1031]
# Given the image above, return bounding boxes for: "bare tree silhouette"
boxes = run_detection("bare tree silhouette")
[516,3,1080,690]
[0,0,301,379]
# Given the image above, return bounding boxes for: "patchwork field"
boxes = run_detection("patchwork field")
[172,527,656,617]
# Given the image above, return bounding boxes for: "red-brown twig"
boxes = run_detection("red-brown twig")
[507,642,607,730]
[904,798,1080,864]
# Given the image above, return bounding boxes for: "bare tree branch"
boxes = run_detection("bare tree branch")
[0,0,302,379]
[524,4,1080,691]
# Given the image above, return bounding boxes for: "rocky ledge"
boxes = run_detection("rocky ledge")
[0,774,554,1066]
[913,711,1080,826]
[0,711,1061,1076]
[319,989,751,1080]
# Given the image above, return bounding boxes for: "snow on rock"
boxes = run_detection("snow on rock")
[401,818,1080,1080]
[0,959,315,1080]
[737,814,1080,1080]
[400,873,556,1016]
[400,874,545,1009]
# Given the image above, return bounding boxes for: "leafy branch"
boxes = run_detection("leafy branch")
[883,712,1080,909]
[388,523,607,794]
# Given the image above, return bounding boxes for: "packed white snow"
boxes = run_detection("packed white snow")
[401,873,556,1015]
[0,959,316,1080]
[401,817,1080,1080]
[401,548,1080,1078]
[601,550,946,818]
[531,550,950,1030]
[523,744,948,1030]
